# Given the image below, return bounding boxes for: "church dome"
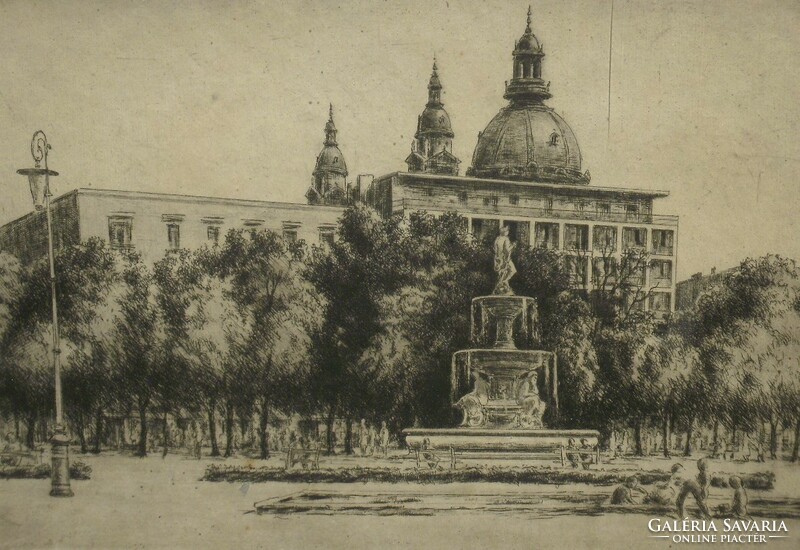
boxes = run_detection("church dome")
[313,104,348,178]
[418,105,454,137]
[467,7,590,185]
[470,103,584,183]
[314,144,347,176]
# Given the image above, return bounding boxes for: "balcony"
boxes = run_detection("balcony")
[399,197,678,226]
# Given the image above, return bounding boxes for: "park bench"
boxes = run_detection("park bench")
[560,445,601,469]
[284,446,321,470]
[0,447,45,468]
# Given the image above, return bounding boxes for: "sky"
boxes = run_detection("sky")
[0,0,798,281]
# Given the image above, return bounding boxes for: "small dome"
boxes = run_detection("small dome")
[516,32,541,53]
[418,105,454,137]
[314,145,347,177]
[469,103,586,184]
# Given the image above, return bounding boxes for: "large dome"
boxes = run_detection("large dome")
[467,8,590,185]
[469,103,586,184]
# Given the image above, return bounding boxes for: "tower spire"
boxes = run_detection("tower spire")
[324,103,338,146]
[427,55,442,106]
[526,5,532,33]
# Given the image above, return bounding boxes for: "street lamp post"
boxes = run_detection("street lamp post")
[17,131,73,497]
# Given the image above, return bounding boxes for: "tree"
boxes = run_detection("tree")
[216,229,321,459]
[110,253,168,457]
[0,252,24,437]
[683,255,800,459]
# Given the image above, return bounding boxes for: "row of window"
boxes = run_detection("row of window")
[564,256,672,285]
[458,193,650,219]
[470,218,674,255]
[108,218,335,250]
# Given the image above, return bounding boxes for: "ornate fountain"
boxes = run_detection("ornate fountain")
[404,226,599,454]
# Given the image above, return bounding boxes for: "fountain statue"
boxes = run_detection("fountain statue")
[404,229,600,456]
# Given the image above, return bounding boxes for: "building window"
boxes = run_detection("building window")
[319,227,335,246]
[650,292,671,313]
[207,226,220,245]
[471,218,500,244]
[593,226,616,252]
[108,218,132,250]
[652,229,674,255]
[509,195,519,206]
[567,256,588,287]
[597,203,611,217]
[623,227,647,249]
[549,132,559,146]
[592,257,617,286]
[564,224,589,251]
[425,187,435,197]
[283,228,298,243]
[483,195,499,207]
[534,222,559,249]
[625,204,639,221]
[167,224,180,250]
[543,197,553,214]
[458,191,468,204]
[651,260,673,283]
[282,222,300,244]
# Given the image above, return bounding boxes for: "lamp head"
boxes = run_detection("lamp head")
[16,131,57,211]
[17,167,57,211]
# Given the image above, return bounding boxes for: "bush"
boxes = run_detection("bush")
[204,464,658,486]
[0,460,92,480]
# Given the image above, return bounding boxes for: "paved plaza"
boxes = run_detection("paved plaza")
[1,453,799,549]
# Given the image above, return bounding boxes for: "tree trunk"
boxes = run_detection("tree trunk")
[224,402,234,458]
[25,414,36,449]
[683,417,694,457]
[325,404,336,455]
[92,408,104,454]
[137,399,148,457]
[77,415,88,454]
[634,421,644,456]
[258,403,270,460]
[712,420,719,455]
[161,411,169,458]
[791,418,800,463]
[769,420,778,460]
[344,416,353,455]
[239,415,248,442]
[661,411,671,458]
[207,405,220,457]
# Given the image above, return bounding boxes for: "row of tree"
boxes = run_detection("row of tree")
[0,205,798,461]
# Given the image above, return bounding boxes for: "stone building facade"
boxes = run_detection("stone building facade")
[0,188,344,266]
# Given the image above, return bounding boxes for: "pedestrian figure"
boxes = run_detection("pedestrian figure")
[359,419,369,456]
[645,463,685,505]
[676,458,712,519]
[379,421,390,458]
[420,438,440,470]
[367,424,378,456]
[611,476,647,505]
